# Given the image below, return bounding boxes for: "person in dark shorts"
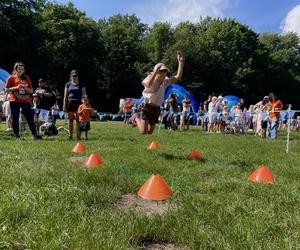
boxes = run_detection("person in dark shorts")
[63,70,86,140]
[78,96,93,140]
[135,51,185,134]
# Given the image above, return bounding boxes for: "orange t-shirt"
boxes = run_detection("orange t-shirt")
[269,100,283,119]
[78,103,93,122]
[5,74,33,103]
[123,100,132,113]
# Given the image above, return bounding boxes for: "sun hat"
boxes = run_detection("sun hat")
[70,69,79,76]
[153,63,169,72]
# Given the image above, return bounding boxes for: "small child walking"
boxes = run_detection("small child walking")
[77,96,93,140]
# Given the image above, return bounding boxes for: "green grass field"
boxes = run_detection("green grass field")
[1,121,300,249]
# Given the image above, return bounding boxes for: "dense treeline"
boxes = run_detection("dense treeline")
[1,0,300,111]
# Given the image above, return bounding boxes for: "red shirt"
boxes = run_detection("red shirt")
[5,74,33,103]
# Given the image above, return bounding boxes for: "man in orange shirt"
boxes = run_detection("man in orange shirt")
[123,98,132,125]
[5,62,41,139]
[77,95,93,140]
[267,92,283,139]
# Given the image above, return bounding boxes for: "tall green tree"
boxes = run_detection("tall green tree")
[0,0,45,76]
[99,14,147,110]
[143,22,173,65]
[39,2,103,106]
[258,32,300,105]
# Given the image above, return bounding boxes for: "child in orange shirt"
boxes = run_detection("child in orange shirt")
[77,96,93,140]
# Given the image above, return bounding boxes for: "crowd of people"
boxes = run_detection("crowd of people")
[2,63,93,140]
[2,57,300,141]
[123,92,299,139]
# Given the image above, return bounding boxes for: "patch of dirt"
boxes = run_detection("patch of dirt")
[99,147,119,152]
[68,156,88,164]
[141,243,188,250]
[114,194,177,217]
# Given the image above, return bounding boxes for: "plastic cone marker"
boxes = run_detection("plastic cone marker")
[248,164,275,184]
[72,142,86,153]
[147,141,160,149]
[84,153,103,168]
[138,174,173,201]
[188,150,202,160]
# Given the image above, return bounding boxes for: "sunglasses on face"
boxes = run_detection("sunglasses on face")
[72,75,79,77]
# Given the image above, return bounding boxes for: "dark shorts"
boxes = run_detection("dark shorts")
[124,112,132,118]
[68,100,81,113]
[79,121,90,131]
[141,104,161,125]
[261,120,268,129]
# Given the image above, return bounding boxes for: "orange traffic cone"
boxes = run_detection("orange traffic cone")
[248,164,275,184]
[84,153,103,168]
[138,174,173,201]
[188,150,203,160]
[147,140,160,149]
[72,142,86,153]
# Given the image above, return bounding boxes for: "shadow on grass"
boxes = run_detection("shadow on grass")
[159,152,188,161]
[101,136,137,142]
[159,152,208,163]
[227,160,257,170]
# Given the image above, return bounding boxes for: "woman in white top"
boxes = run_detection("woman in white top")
[254,96,270,137]
[207,96,220,133]
[135,51,184,134]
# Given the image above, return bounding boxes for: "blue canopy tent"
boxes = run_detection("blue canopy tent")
[223,95,239,110]
[138,83,199,112]
[0,68,10,91]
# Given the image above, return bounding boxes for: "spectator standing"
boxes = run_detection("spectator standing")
[32,78,56,133]
[63,70,86,140]
[123,98,132,125]
[267,93,283,139]
[5,62,41,139]
[180,94,192,130]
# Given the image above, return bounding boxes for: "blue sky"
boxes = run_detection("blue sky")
[54,0,300,35]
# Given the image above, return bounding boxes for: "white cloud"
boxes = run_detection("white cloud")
[137,0,238,25]
[281,4,300,37]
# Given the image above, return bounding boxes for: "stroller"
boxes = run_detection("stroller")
[223,115,235,135]
[36,109,58,136]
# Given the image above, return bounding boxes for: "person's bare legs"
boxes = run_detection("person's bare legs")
[75,113,80,140]
[147,124,156,134]
[136,117,148,134]
[180,115,184,131]
[68,112,75,139]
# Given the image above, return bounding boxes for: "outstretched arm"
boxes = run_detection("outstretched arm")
[142,65,163,88]
[169,51,185,85]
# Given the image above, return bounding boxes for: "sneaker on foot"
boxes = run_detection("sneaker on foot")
[33,135,42,140]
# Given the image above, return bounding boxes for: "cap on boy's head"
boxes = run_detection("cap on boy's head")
[218,95,223,100]
[70,69,79,76]
[38,78,44,83]
[153,63,169,72]
[263,96,269,100]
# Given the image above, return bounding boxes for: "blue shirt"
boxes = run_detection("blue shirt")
[65,81,85,102]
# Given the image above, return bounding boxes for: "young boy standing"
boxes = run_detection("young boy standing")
[77,96,93,140]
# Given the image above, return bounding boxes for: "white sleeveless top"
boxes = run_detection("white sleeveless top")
[142,76,170,107]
